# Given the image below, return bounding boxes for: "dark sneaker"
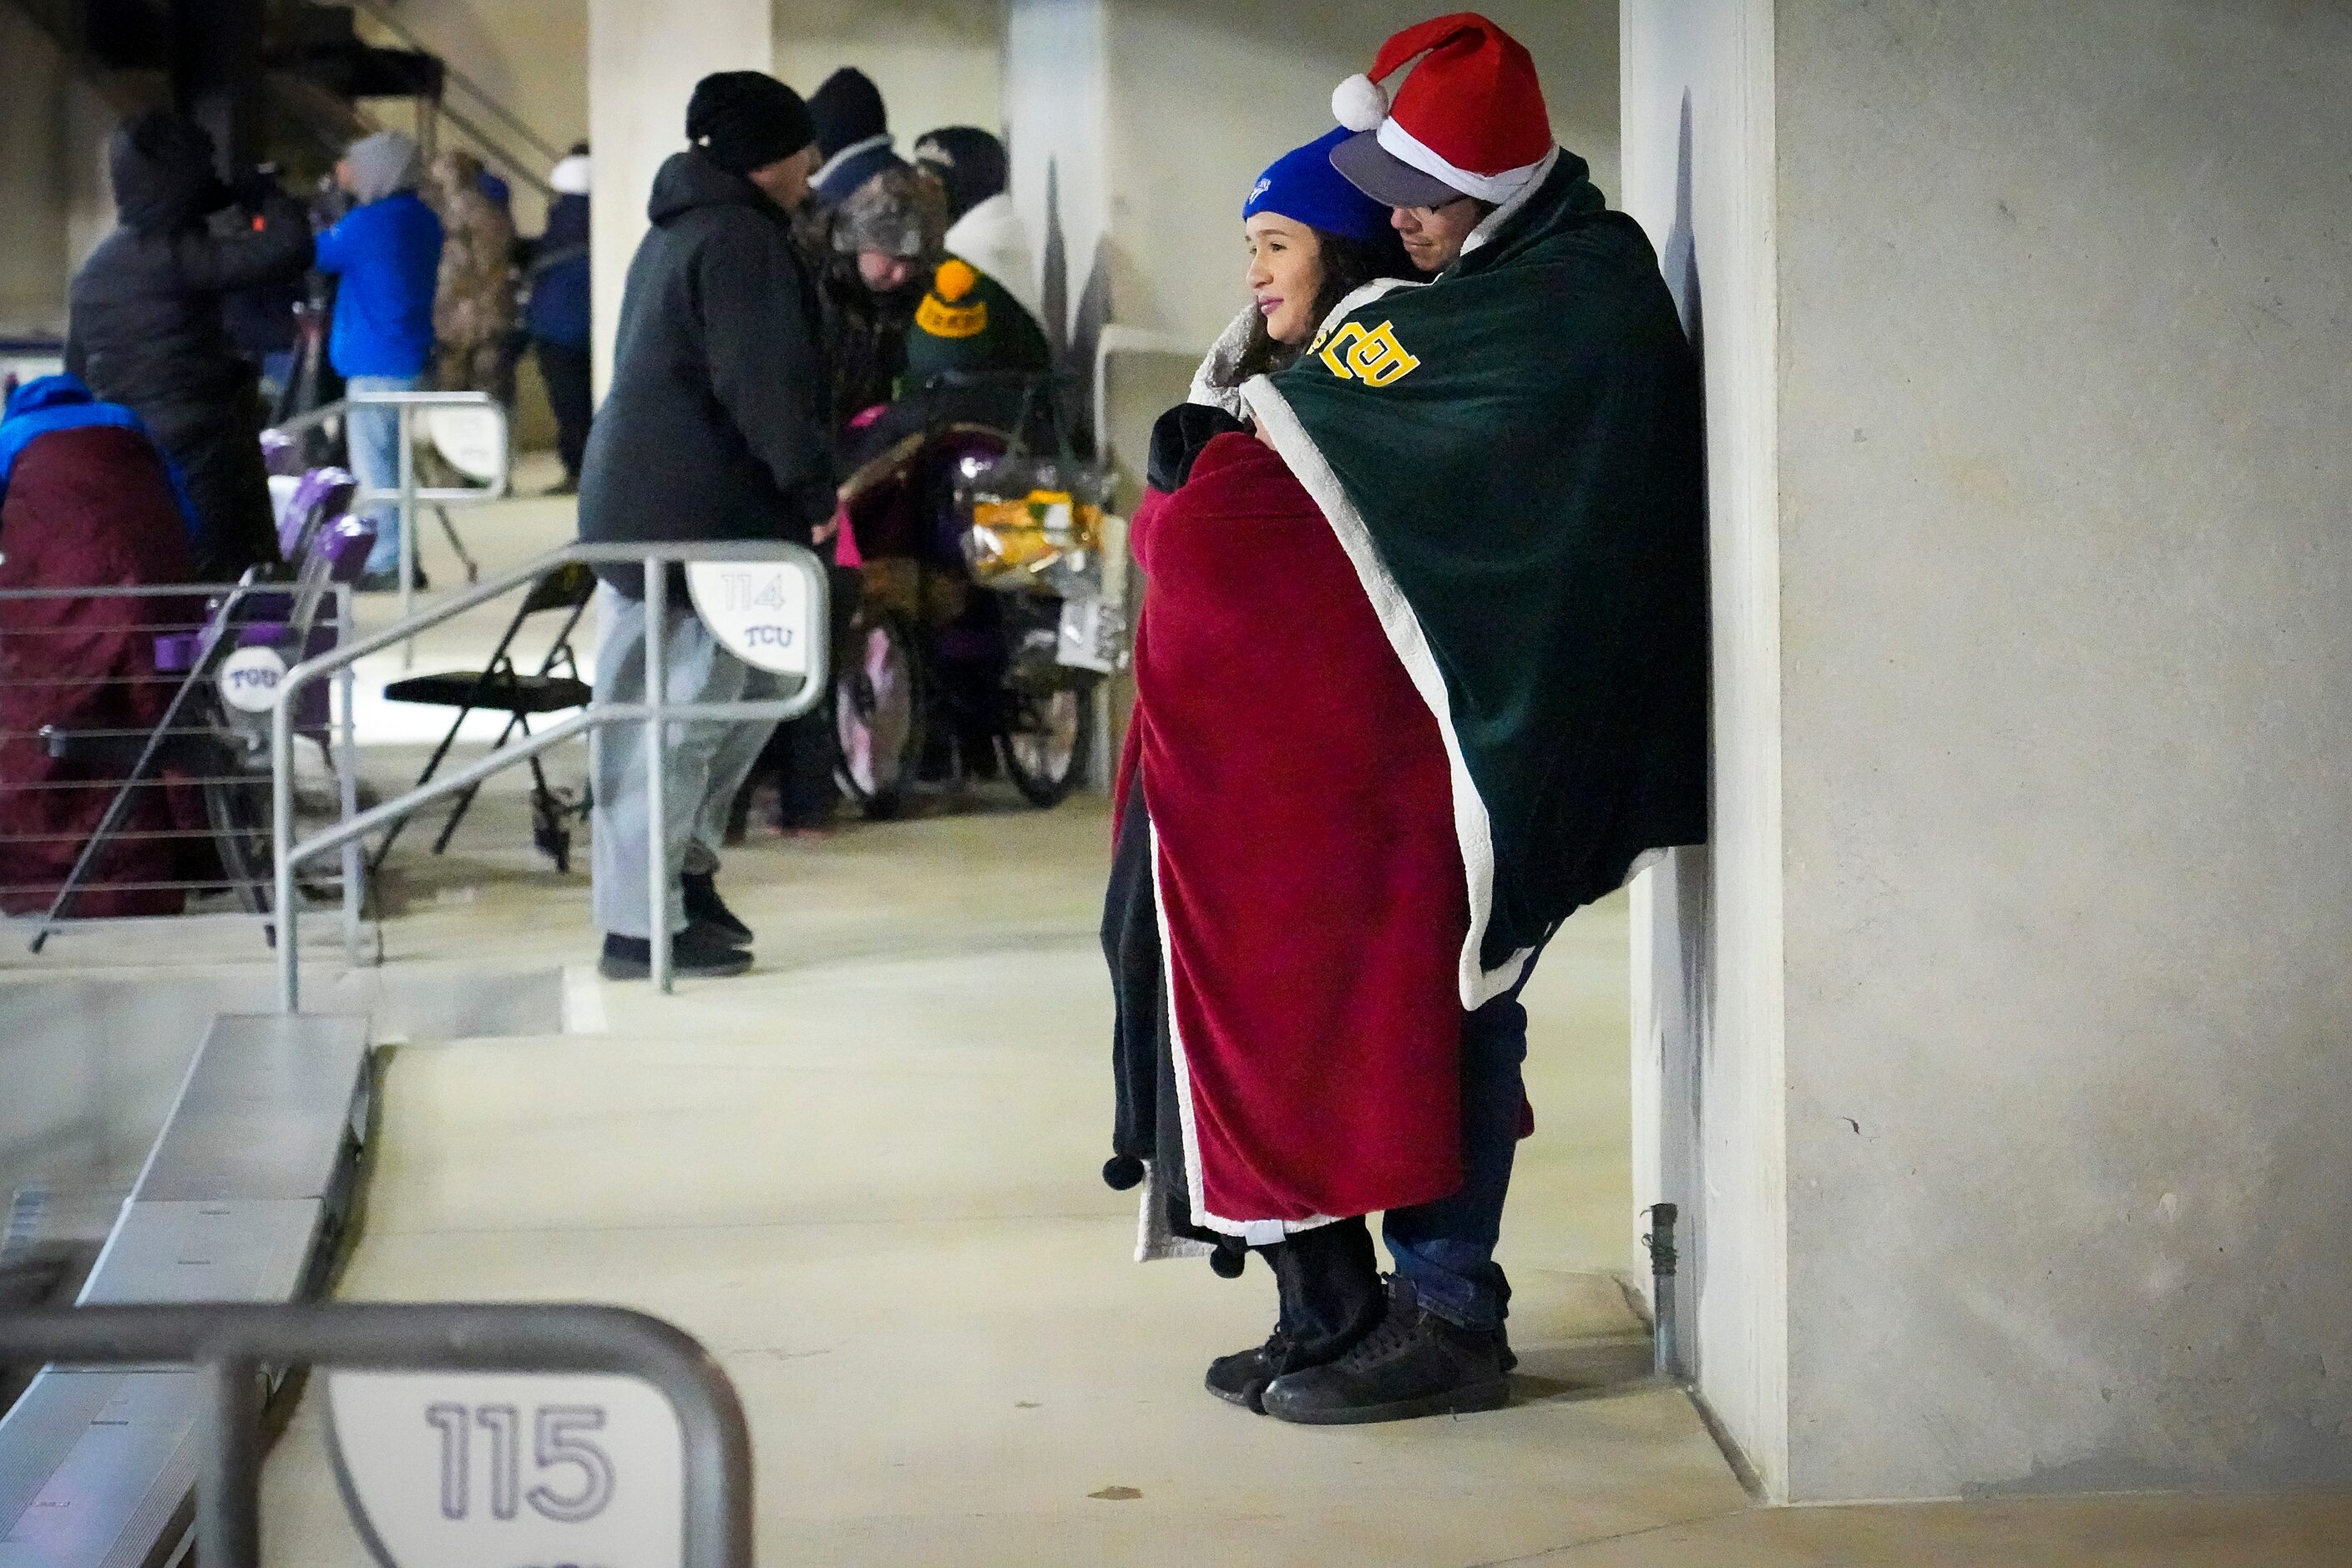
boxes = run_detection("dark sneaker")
[680,870,751,944]
[597,931,753,981]
[355,564,430,594]
[1260,1280,1510,1426]
[1205,1331,1292,1413]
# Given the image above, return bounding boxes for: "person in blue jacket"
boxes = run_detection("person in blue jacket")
[314,130,443,589]
[526,144,594,495]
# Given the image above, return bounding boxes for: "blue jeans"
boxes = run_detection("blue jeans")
[346,372,421,574]
[1382,962,1540,1331]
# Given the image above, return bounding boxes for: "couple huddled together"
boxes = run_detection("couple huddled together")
[1104,13,1709,1426]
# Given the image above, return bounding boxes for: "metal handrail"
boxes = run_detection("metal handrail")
[5,578,364,959]
[270,391,511,652]
[0,1301,752,1568]
[271,540,830,1010]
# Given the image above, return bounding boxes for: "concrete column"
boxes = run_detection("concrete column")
[1003,0,1618,463]
[1626,0,2352,1504]
[771,0,1004,140]
[586,0,771,395]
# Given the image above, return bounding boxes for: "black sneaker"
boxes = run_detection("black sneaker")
[1205,1330,1293,1413]
[1260,1280,1510,1426]
[355,564,430,594]
[597,931,753,981]
[680,870,751,944]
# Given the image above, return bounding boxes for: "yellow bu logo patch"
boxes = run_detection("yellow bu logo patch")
[1317,321,1421,387]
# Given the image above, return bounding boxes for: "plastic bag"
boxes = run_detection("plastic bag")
[956,454,1111,594]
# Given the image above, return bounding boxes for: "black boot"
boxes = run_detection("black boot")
[680,870,751,945]
[1261,1277,1510,1425]
[597,931,753,980]
[1204,1218,1383,1413]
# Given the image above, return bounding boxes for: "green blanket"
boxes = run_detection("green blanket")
[1242,150,1708,1004]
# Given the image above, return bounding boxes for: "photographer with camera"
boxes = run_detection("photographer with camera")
[66,111,314,578]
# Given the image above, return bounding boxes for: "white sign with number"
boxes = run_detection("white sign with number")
[685,560,813,675]
[326,1370,685,1568]
[218,645,287,713]
[425,406,508,483]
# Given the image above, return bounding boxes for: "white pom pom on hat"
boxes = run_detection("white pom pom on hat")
[1332,73,1389,133]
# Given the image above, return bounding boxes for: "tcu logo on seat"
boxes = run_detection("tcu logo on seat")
[1316,320,1421,387]
[745,625,796,650]
[219,646,289,714]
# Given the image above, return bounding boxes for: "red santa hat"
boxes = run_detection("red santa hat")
[1328,12,1554,208]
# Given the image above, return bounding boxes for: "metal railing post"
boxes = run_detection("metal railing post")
[273,675,301,1013]
[336,583,364,964]
[0,1302,755,1568]
[200,1357,265,1566]
[396,401,418,663]
[262,543,826,1013]
[645,564,672,994]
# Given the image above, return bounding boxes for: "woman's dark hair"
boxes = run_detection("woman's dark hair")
[1230,228,1418,383]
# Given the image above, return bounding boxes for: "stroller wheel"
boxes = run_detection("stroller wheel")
[834,611,923,820]
[200,755,275,914]
[998,684,1094,808]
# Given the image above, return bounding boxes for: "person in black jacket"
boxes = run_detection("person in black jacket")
[66,111,314,578]
[579,70,832,982]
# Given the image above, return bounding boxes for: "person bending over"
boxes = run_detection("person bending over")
[577,71,833,981]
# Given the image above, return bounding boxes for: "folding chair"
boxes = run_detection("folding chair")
[373,559,596,870]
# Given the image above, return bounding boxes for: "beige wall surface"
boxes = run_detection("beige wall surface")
[1773,0,2352,1500]
[1097,0,1619,350]
[1620,0,1786,1501]
[1002,0,1619,496]
[0,8,120,341]
[586,0,772,392]
[359,0,589,231]
[773,0,1005,139]
[1629,0,2352,1503]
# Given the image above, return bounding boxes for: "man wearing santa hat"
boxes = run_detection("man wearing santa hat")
[1203,13,1708,1424]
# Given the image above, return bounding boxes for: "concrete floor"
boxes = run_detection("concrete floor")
[240,465,2351,1564]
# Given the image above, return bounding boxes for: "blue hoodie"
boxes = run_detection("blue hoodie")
[315,190,443,378]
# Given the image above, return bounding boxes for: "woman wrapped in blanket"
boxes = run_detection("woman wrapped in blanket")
[1100,130,1514,1422]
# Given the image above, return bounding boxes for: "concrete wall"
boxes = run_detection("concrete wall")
[585,0,771,391]
[1631,0,2352,1502]
[774,0,1004,139]
[1096,0,1618,350]
[358,0,589,231]
[1620,0,1785,1498]
[1775,0,2352,1500]
[1004,0,1109,357]
[1003,0,1618,479]
[0,8,119,341]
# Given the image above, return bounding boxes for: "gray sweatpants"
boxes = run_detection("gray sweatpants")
[589,582,785,938]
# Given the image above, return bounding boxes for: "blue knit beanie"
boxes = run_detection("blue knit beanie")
[1242,127,1394,246]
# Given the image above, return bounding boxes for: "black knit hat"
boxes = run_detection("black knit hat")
[809,68,888,159]
[911,126,1007,222]
[685,71,813,177]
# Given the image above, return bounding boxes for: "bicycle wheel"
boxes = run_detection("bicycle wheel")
[998,683,1094,808]
[834,610,924,820]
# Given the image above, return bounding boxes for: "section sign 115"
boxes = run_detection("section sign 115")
[326,1370,685,1567]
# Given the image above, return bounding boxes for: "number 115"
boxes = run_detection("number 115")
[424,1403,616,1523]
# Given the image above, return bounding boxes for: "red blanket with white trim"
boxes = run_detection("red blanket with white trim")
[1119,431,1469,1232]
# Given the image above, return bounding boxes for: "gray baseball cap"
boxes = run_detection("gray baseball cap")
[1329,129,1465,210]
